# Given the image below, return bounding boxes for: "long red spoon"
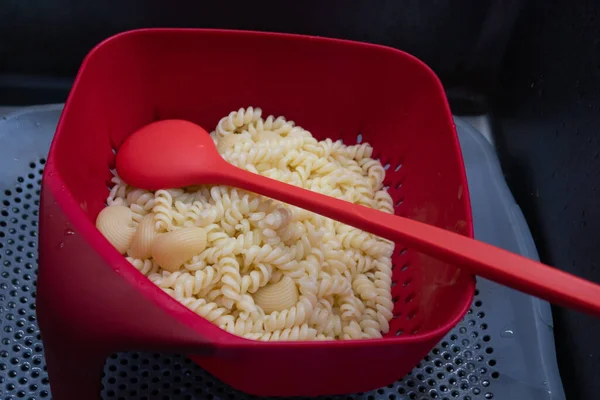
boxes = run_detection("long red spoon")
[116,119,600,317]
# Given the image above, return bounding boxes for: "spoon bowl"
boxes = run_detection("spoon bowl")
[116,119,229,190]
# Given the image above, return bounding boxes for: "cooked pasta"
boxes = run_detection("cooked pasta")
[151,227,208,272]
[95,205,136,254]
[129,213,158,259]
[98,106,395,341]
[253,276,299,314]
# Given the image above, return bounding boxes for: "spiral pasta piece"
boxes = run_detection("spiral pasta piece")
[241,263,273,293]
[218,256,243,303]
[216,106,262,138]
[243,324,318,341]
[129,213,158,259]
[178,297,234,326]
[126,256,158,276]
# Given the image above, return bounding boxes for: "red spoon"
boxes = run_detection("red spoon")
[116,119,600,317]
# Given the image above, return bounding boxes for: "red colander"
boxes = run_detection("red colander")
[38,29,475,398]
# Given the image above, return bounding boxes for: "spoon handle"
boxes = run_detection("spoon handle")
[223,169,600,316]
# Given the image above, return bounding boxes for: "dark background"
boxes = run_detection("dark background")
[1,0,599,398]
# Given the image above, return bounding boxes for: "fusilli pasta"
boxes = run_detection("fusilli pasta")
[98,106,395,341]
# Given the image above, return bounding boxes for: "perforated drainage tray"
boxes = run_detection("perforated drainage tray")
[0,106,565,400]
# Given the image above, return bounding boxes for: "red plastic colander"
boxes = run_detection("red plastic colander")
[37,29,475,398]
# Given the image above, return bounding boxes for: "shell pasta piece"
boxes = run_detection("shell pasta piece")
[95,205,136,254]
[102,106,395,341]
[253,276,299,314]
[152,227,208,272]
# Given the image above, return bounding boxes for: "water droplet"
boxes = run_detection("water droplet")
[482,380,490,387]
[57,242,65,249]
[64,228,75,236]
[485,393,494,399]
[500,326,515,338]
[473,388,481,395]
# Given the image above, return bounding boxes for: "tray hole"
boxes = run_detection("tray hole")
[404,293,415,303]
[395,329,404,336]
[395,163,403,172]
[402,277,413,287]
[491,371,500,379]
[356,134,363,144]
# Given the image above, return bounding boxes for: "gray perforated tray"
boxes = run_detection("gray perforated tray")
[0,106,565,400]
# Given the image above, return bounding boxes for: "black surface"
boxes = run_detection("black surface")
[0,0,522,111]
[494,1,600,399]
